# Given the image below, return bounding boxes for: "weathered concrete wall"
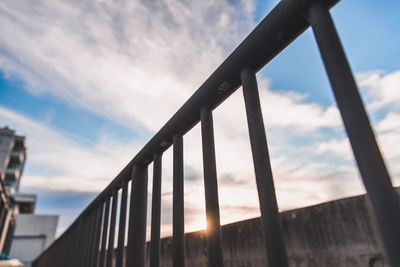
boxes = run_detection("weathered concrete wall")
[145,192,389,267]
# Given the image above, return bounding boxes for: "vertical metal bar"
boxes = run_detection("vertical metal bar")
[70,229,76,266]
[67,232,72,267]
[126,165,149,267]
[67,232,72,266]
[61,228,68,267]
[73,219,84,267]
[150,153,162,267]
[89,205,99,267]
[106,189,119,267]
[241,67,289,267]
[81,217,91,267]
[62,228,71,267]
[87,206,97,267]
[100,197,111,267]
[56,232,62,267]
[88,207,99,267]
[78,216,89,267]
[50,241,57,267]
[57,237,63,267]
[173,135,185,267]
[116,180,128,267]
[93,202,105,267]
[200,107,224,267]
[308,3,400,266]
[84,211,95,267]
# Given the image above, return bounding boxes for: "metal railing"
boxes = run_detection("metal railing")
[33,0,400,266]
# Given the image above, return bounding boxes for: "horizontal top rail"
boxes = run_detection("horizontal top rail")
[39,0,339,255]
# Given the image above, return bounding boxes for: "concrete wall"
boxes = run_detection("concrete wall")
[145,193,388,267]
[10,214,58,267]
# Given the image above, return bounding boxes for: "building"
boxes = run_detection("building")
[0,127,26,194]
[0,126,58,267]
[10,214,58,267]
[0,127,36,214]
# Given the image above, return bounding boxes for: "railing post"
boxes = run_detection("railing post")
[115,180,128,267]
[89,205,101,267]
[87,209,95,267]
[126,165,149,267]
[99,197,111,267]
[241,67,289,267]
[150,153,163,267]
[88,205,99,267]
[308,3,400,266]
[86,210,97,267]
[78,215,89,267]
[116,180,128,267]
[200,107,224,267]
[73,218,84,267]
[93,202,104,267]
[106,189,119,267]
[84,210,95,267]
[173,135,185,267]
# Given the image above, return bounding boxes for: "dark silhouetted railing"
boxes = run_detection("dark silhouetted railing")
[32,0,400,266]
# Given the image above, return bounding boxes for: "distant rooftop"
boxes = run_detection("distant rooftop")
[0,126,16,136]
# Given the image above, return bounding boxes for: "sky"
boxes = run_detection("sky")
[0,0,399,238]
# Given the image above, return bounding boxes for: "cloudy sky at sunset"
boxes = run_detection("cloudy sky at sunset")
[0,0,399,237]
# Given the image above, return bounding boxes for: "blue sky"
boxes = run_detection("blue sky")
[0,0,399,237]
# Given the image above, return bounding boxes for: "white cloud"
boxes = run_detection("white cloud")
[377,112,400,133]
[0,106,140,192]
[0,0,255,133]
[313,70,400,186]
[357,70,400,111]
[0,0,343,135]
[375,113,400,178]
[315,138,353,160]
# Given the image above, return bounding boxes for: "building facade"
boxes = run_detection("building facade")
[0,126,58,266]
[10,215,58,267]
[0,127,26,194]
